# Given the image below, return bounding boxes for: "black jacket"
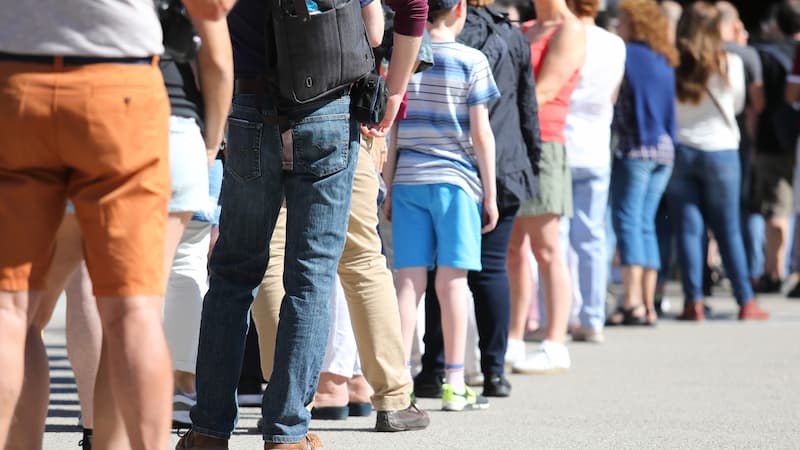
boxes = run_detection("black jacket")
[458,6,541,210]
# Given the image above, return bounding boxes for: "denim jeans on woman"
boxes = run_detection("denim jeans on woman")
[610,157,672,270]
[666,144,754,305]
[190,94,358,444]
[561,166,611,330]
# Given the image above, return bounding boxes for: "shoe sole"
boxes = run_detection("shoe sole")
[441,401,490,411]
[511,366,570,375]
[374,420,430,432]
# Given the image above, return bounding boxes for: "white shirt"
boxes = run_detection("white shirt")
[564,25,626,169]
[676,53,746,151]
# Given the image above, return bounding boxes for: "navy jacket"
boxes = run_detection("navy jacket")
[458,6,541,210]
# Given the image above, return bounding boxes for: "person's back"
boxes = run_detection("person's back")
[565,24,625,168]
[395,41,498,201]
[0,0,162,57]
[675,52,746,151]
[456,5,540,207]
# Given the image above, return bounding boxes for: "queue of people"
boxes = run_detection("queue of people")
[1,0,798,449]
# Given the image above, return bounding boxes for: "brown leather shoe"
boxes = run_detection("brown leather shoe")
[175,429,228,449]
[265,433,323,449]
[739,300,770,320]
[676,301,704,321]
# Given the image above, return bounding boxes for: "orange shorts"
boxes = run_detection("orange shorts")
[0,59,170,297]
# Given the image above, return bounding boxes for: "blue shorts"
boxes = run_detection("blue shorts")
[391,183,482,271]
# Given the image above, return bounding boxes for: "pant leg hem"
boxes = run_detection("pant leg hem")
[373,395,412,411]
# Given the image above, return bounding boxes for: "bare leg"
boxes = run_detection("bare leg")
[525,215,572,344]
[0,291,28,449]
[95,296,172,450]
[92,343,128,450]
[6,322,49,450]
[395,267,428,363]
[314,373,349,407]
[10,215,85,449]
[65,263,102,430]
[765,216,789,280]
[506,222,531,342]
[164,213,192,281]
[347,376,372,404]
[621,266,644,309]
[642,268,658,324]
[435,267,469,372]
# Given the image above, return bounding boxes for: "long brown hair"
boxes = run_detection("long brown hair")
[618,0,679,67]
[675,1,727,104]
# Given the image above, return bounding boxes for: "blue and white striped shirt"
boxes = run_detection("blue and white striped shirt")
[394,41,500,202]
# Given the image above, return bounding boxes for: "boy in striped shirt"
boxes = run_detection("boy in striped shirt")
[382,0,499,412]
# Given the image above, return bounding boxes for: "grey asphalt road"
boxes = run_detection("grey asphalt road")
[39,286,800,449]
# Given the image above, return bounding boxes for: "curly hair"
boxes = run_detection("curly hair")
[674,1,727,104]
[618,0,679,67]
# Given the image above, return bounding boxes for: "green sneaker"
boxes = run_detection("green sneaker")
[441,383,489,411]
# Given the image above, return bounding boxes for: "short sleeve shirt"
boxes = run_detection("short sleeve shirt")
[394,41,500,202]
[0,0,162,57]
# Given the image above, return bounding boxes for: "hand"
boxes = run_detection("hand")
[183,0,236,20]
[370,136,388,173]
[383,192,392,222]
[481,198,499,234]
[361,93,403,138]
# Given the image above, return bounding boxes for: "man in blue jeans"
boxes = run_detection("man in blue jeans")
[176,0,426,448]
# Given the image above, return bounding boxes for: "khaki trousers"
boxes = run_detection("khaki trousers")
[251,138,411,411]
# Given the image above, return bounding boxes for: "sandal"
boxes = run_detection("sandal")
[607,305,649,326]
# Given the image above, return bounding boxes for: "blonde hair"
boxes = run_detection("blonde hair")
[675,1,728,104]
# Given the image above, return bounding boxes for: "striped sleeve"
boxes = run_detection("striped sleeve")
[467,53,500,106]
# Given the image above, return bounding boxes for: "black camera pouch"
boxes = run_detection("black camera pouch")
[350,72,388,126]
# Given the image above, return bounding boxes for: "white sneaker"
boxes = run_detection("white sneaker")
[173,390,196,425]
[504,338,526,368]
[511,340,570,374]
[465,372,484,387]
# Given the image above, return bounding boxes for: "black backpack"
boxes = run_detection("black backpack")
[266,0,375,105]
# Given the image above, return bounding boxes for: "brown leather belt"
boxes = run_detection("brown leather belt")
[233,79,268,96]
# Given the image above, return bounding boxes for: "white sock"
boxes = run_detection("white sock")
[445,364,465,391]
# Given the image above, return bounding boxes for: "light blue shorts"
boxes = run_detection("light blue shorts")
[168,115,209,214]
[391,183,482,271]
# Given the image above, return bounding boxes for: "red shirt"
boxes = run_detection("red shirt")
[522,21,580,145]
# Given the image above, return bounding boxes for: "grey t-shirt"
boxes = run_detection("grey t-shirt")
[725,41,763,86]
[0,1,163,57]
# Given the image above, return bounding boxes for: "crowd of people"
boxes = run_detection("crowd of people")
[1,0,799,449]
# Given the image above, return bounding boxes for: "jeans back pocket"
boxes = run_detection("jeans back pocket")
[292,110,353,177]
[226,117,263,183]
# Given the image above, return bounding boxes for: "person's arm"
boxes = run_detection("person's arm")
[183,0,236,20]
[534,19,585,106]
[381,122,400,221]
[193,17,234,168]
[470,103,498,233]
[729,54,746,115]
[364,0,427,136]
[514,31,541,174]
[786,46,800,104]
[361,0,385,48]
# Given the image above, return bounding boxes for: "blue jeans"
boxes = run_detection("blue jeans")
[666,145,753,304]
[561,166,611,329]
[610,158,672,269]
[190,94,358,443]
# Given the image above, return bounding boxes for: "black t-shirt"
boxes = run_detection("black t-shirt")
[159,56,204,128]
[756,40,796,155]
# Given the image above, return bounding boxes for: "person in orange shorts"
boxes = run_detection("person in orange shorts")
[0,1,233,449]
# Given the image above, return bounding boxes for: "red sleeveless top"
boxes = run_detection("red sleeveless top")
[522,21,580,144]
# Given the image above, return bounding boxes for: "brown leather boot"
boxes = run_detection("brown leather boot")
[676,301,704,321]
[265,433,323,449]
[175,429,228,449]
[738,300,770,320]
